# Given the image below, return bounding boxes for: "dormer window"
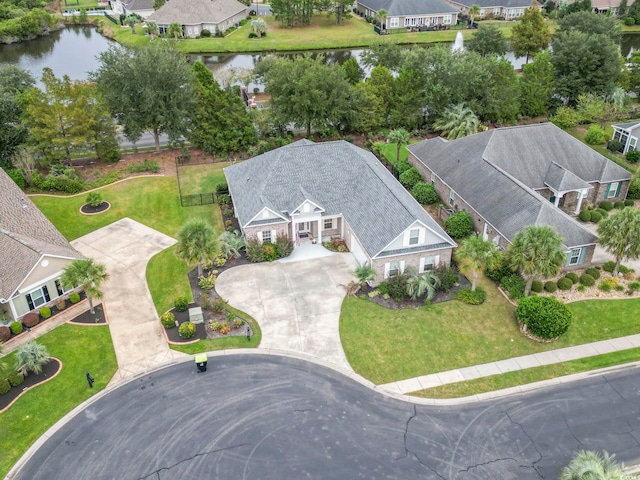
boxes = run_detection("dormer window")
[409,229,419,245]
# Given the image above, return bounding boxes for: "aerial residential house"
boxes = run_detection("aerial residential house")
[445,0,535,19]
[356,0,459,30]
[224,140,456,283]
[611,121,640,154]
[408,123,632,270]
[147,0,247,37]
[110,0,155,18]
[0,169,84,323]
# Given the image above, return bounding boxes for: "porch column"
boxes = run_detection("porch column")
[575,189,586,215]
[8,300,18,321]
[554,194,561,207]
[317,219,322,244]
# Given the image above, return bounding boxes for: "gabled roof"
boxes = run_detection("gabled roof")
[225,140,455,258]
[449,0,533,8]
[544,162,591,193]
[407,126,600,250]
[0,169,83,301]
[359,0,458,16]
[125,0,154,11]
[147,0,246,25]
[613,121,640,134]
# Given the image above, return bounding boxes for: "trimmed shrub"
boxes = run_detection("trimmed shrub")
[614,201,625,209]
[625,199,636,206]
[603,261,616,273]
[551,106,579,130]
[262,242,279,262]
[387,274,408,302]
[411,182,439,205]
[590,211,602,223]
[619,264,631,274]
[627,149,640,163]
[531,280,544,293]
[625,16,636,25]
[565,272,579,284]
[599,277,619,292]
[178,321,195,339]
[7,370,24,387]
[500,274,525,299]
[454,287,486,305]
[628,281,640,292]
[586,267,600,279]
[69,293,81,304]
[599,201,613,211]
[516,296,572,339]
[394,159,411,175]
[0,326,10,342]
[39,307,51,320]
[595,208,608,218]
[10,322,23,335]
[217,193,231,205]
[174,296,189,312]
[557,277,573,290]
[0,378,11,395]
[198,272,217,291]
[246,237,265,262]
[579,273,595,286]
[607,139,624,152]
[578,210,591,222]
[275,235,294,258]
[160,312,175,328]
[399,167,422,190]
[584,125,605,145]
[216,182,229,194]
[544,281,557,293]
[200,28,211,37]
[444,211,473,240]
[23,312,40,327]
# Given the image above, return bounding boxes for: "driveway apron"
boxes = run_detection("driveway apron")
[71,218,186,384]
[216,253,357,371]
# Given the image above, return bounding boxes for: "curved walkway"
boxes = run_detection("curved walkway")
[71,218,187,383]
[215,251,357,371]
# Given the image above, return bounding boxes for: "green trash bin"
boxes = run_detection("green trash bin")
[195,353,208,372]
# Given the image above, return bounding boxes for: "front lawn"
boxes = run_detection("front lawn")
[0,324,117,478]
[340,276,640,384]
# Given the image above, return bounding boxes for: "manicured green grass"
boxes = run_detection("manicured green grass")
[177,162,230,196]
[0,324,117,478]
[103,16,515,53]
[340,276,640,384]
[61,0,100,10]
[412,347,640,399]
[146,246,192,315]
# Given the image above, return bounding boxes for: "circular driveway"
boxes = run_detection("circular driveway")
[13,355,640,479]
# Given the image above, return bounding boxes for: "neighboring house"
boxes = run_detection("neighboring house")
[591,0,620,14]
[110,0,155,18]
[356,0,459,30]
[445,0,535,19]
[407,123,632,270]
[611,121,640,154]
[147,0,247,37]
[224,140,456,283]
[0,169,84,323]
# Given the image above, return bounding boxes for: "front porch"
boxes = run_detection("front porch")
[292,216,343,248]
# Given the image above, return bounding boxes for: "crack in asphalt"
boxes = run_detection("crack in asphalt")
[505,411,546,478]
[293,408,315,413]
[458,457,516,473]
[396,405,446,480]
[603,375,626,401]
[137,444,248,480]
[562,414,583,450]
[614,420,640,448]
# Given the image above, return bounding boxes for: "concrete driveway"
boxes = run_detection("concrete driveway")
[215,252,358,370]
[72,218,186,383]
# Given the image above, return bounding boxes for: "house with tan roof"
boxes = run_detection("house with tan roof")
[224,140,456,283]
[0,169,83,323]
[147,0,247,38]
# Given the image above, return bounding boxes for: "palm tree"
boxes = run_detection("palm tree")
[353,262,376,286]
[250,18,267,37]
[15,341,51,376]
[167,22,182,41]
[597,207,640,276]
[125,15,137,34]
[376,8,388,30]
[146,21,158,41]
[468,4,481,26]
[61,259,109,314]
[560,450,624,480]
[175,219,218,276]
[455,234,501,291]
[406,267,441,301]
[506,225,566,296]
[432,103,480,140]
[388,128,410,163]
[218,231,246,260]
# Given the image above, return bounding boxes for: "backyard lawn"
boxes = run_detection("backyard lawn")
[0,324,117,479]
[340,276,640,385]
[177,161,230,196]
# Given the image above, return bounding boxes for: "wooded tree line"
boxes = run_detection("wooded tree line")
[270,0,354,26]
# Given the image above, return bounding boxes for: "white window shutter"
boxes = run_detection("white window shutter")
[271,230,276,242]
[419,257,425,273]
[403,230,410,247]
[418,228,425,244]
[384,263,390,279]
[400,260,405,273]
[257,231,263,243]
[434,255,440,267]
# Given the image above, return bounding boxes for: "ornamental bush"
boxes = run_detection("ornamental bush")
[10,322,23,335]
[584,125,605,145]
[160,312,175,328]
[387,274,408,302]
[246,237,265,262]
[262,242,279,261]
[434,265,459,292]
[178,321,196,339]
[399,167,422,190]
[411,182,439,205]
[500,274,525,299]
[69,293,81,304]
[174,296,189,312]
[603,261,616,273]
[454,287,486,305]
[614,201,625,209]
[23,312,40,327]
[0,378,10,395]
[595,208,608,218]
[544,281,557,292]
[444,211,473,240]
[394,159,411,175]
[579,273,595,286]
[39,307,51,320]
[625,16,636,25]
[7,370,24,387]
[578,210,591,222]
[627,149,640,163]
[586,267,600,279]
[557,277,573,290]
[590,211,602,223]
[531,280,544,293]
[0,326,10,342]
[516,296,572,339]
[551,106,579,130]
[565,272,579,284]
[607,139,624,152]
[86,192,102,208]
[599,201,613,211]
[485,259,511,282]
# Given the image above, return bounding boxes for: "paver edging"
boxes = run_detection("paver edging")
[0,357,63,415]
[78,201,112,216]
[66,302,110,326]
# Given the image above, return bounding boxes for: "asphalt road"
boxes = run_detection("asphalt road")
[14,355,640,479]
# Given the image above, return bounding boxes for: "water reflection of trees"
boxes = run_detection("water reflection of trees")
[0,29,62,63]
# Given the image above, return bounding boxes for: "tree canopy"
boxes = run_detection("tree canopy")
[597,207,640,276]
[0,65,34,168]
[92,43,194,151]
[510,5,551,63]
[61,259,109,314]
[455,234,500,291]
[466,24,507,57]
[557,10,620,43]
[519,51,554,117]
[175,219,218,276]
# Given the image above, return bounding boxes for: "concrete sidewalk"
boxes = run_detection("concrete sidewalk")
[379,333,640,395]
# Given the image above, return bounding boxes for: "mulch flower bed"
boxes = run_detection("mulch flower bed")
[67,303,107,325]
[0,358,62,412]
[80,201,111,215]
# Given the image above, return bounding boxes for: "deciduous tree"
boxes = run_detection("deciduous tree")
[341,56,364,85]
[597,207,640,276]
[510,4,551,63]
[0,65,34,168]
[466,23,508,57]
[519,50,553,117]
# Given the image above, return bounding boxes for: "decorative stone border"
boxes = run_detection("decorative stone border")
[0,357,63,414]
[79,201,111,216]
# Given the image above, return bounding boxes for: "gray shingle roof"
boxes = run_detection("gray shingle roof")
[407,125,601,250]
[126,0,154,11]
[224,140,455,258]
[448,0,533,8]
[147,0,246,25]
[612,121,640,130]
[544,162,591,193]
[0,169,83,301]
[359,0,458,16]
